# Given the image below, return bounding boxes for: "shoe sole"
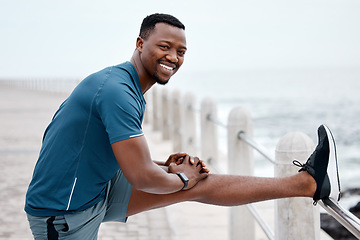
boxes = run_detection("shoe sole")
[323,125,341,202]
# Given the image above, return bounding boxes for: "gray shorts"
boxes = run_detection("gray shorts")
[27,170,133,240]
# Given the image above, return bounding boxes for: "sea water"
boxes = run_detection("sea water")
[168,67,360,193]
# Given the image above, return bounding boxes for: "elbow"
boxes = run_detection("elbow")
[131,180,148,191]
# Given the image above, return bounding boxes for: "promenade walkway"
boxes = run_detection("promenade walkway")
[0,84,332,240]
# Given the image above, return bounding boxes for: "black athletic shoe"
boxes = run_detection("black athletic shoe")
[293,125,341,205]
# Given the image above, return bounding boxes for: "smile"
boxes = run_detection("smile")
[160,63,175,71]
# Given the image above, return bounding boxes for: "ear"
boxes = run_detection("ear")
[136,37,144,53]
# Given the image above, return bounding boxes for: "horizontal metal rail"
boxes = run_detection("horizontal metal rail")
[320,198,360,239]
[207,114,227,128]
[238,131,292,166]
[238,131,276,164]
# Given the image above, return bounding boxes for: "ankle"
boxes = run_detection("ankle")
[299,171,317,197]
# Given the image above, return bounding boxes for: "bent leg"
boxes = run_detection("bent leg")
[127,171,316,216]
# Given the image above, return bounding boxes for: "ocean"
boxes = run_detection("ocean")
[168,67,360,195]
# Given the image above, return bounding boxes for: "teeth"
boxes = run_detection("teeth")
[160,64,173,71]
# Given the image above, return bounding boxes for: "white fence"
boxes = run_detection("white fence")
[146,85,320,240]
[0,78,79,93]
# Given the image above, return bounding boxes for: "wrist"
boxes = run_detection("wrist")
[176,172,189,190]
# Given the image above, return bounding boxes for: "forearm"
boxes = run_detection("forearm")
[153,160,165,165]
[153,160,169,172]
[112,137,184,194]
[112,138,202,194]
[133,163,184,194]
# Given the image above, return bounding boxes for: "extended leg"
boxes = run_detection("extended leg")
[126,171,316,216]
[127,124,340,217]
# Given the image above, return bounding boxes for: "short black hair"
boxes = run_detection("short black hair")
[139,13,185,39]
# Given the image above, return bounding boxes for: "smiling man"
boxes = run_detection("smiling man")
[132,20,186,86]
[25,14,208,239]
[25,13,340,239]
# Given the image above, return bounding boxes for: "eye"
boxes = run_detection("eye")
[177,50,186,56]
[159,45,169,50]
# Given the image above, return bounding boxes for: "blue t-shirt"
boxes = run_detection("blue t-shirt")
[25,62,146,216]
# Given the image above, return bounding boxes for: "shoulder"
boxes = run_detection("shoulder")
[100,62,142,105]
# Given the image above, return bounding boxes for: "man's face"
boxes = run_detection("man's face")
[139,22,187,85]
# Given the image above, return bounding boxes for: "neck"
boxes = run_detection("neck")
[130,51,156,95]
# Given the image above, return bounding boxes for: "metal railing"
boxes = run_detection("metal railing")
[320,198,360,239]
[206,113,360,239]
[238,129,360,240]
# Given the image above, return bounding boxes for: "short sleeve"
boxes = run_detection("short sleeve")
[97,78,144,144]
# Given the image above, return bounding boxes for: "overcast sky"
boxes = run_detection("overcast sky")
[1,0,359,79]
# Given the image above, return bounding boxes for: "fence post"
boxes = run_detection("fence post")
[275,132,319,240]
[152,86,161,131]
[161,88,171,140]
[227,106,255,240]
[183,92,197,155]
[172,89,183,152]
[200,97,218,165]
[143,92,150,125]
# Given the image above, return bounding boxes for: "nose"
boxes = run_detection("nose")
[166,49,178,63]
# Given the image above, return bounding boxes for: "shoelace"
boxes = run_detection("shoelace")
[292,160,306,172]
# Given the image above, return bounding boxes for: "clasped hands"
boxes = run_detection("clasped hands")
[164,153,210,190]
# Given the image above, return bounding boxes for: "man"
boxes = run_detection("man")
[25,13,340,239]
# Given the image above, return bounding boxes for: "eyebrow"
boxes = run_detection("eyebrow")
[160,40,187,50]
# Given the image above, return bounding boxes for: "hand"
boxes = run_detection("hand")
[165,153,210,173]
[164,152,187,166]
[168,155,209,190]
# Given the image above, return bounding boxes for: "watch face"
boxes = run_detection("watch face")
[177,172,189,183]
[179,172,189,182]
[177,172,189,190]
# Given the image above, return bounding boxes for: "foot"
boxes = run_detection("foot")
[293,125,341,204]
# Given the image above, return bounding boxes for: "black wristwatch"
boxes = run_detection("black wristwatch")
[176,172,189,190]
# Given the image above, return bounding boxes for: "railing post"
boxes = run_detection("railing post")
[172,89,183,152]
[152,86,161,131]
[161,88,171,140]
[275,132,319,240]
[183,92,197,155]
[200,97,218,165]
[143,92,150,125]
[227,106,255,240]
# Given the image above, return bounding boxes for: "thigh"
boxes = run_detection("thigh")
[27,214,102,240]
[27,200,106,240]
[102,170,171,219]
[61,209,105,240]
[27,214,62,240]
[102,170,133,222]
